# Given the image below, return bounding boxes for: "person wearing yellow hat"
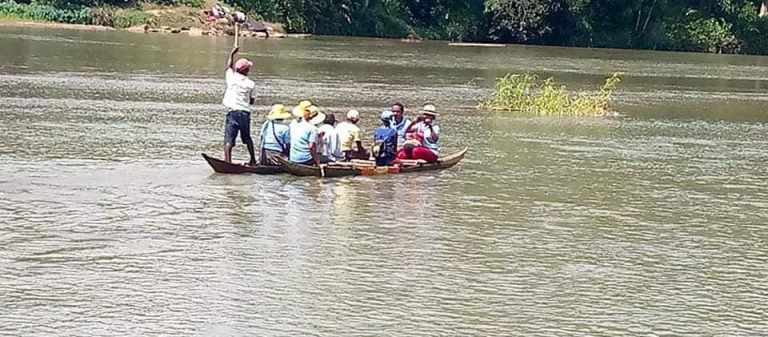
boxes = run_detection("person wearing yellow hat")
[405,104,441,155]
[288,103,325,165]
[289,100,314,131]
[258,104,292,165]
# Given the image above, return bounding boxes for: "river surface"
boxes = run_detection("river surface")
[1,27,767,336]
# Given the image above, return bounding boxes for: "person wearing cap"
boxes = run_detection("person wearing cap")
[316,113,342,162]
[389,103,411,145]
[289,105,326,165]
[336,109,368,161]
[405,104,441,155]
[259,104,292,166]
[221,46,257,164]
[373,110,398,166]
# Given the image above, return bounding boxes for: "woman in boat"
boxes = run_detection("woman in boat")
[405,104,440,155]
[289,104,327,166]
[259,104,292,166]
[373,110,398,166]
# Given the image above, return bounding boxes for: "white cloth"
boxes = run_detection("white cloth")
[222,68,255,111]
[317,124,342,161]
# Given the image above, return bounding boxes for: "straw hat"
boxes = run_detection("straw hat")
[267,104,291,120]
[308,105,326,125]
[292,105,303,118]
[420,104,439,116]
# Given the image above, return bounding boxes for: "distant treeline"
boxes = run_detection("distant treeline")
[6,0,768,54]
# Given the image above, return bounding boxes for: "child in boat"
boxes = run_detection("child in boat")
[372,110,398,166]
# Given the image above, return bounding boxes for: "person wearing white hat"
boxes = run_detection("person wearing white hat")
[335,109,368,161]
[405,104,441,155]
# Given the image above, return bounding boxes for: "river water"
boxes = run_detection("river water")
[1,27,767,336]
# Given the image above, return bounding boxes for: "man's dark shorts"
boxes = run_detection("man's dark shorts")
[223,110,253,145]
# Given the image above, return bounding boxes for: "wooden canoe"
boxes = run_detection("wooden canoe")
[202,153,285,174]
[276,147,468,178]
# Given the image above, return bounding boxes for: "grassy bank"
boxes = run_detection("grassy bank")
[0,1,203,29]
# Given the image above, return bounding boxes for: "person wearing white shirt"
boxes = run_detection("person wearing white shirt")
[222,46,256,165]
[316,113,342,162]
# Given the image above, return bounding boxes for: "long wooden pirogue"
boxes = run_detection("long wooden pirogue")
[276,147,468,178]
[202,153,285,174]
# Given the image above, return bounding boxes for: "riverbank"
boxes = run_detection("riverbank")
[0,18,115,31]
[0,17,297,39]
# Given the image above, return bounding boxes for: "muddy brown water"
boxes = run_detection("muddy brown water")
[1,27,767,336]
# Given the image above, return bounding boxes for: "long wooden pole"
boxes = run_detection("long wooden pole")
[234,23,240,48]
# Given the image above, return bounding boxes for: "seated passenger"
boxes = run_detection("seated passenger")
[336,109,369,160]
[396,132,438,164]
[372,111,398,166]
[259,104,291,165]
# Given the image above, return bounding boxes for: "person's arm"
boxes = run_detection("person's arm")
[226,46,239,71]
[309,128,319,165]
[405,117,420,134]
[428,124,439,141]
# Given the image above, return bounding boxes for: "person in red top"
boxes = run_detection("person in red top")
[396,132,438,163]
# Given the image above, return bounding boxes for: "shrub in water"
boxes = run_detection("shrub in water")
[478,72,621,117]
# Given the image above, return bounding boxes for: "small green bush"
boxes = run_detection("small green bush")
[114,9,150,28]
[478,73,622,117]
[0,0,92,24]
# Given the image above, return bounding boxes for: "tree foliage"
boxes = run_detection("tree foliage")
[4,0,768,54]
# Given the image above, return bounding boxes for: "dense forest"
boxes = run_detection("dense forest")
[4,0,768,54]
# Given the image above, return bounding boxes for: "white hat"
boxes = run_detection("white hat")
[346,109,360,120]
[421,104,439,116]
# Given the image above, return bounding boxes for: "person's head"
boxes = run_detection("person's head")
[380,110,393,127]
[323,113,336,126]
[391,103,404,117]
[234,58,253,76]
[346,109,360,124]
[421,104,438,124]
[402,143,415,157]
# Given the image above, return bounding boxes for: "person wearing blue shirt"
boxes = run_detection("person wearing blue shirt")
[389,102,411,145]
[259,104,292,166]
[289,107,322,165]
[373,110,398,166]
[405,104,441,155]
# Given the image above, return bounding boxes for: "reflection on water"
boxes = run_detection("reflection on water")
[1,26,767,336]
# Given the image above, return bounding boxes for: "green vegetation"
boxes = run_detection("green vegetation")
[3,0,768,55]
[478,73,622,116]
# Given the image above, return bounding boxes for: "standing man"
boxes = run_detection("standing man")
[222,46,257,165]
[389,102,411,145]
[405,104,440,155]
